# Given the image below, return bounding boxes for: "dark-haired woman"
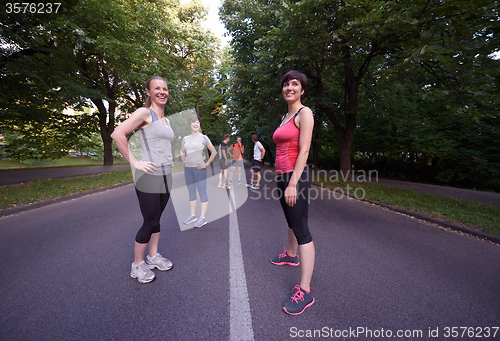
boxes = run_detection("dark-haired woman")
[270,70,315,315]
[111,76,174,284]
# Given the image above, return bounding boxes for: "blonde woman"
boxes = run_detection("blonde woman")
[111,76,174,284]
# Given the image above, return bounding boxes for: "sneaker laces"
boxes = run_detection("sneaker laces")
[151,254,167,263]
[136,262,148,273]
[290,285,305,303]
[279,247,288,259]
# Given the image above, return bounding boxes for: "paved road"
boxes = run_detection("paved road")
[1,165,499,340]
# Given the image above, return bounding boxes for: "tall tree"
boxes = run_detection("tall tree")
[221,0,499,178]
[0,0,218,165]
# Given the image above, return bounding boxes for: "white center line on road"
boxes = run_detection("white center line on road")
[228,190,254,341]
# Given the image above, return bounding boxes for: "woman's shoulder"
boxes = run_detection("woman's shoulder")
[133,107,151,116]
[297,106,313,119]
[299,106,313,114]
[201,134,212,144]
[127,107,152,129]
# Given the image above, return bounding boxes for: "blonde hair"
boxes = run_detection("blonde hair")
[144,76,167,108]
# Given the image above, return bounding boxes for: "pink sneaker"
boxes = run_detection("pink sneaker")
[270,247,299,266]
[283,285,315,315]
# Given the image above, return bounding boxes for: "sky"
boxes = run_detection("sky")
[184,0,230,46]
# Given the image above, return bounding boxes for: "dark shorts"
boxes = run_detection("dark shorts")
[251,159,261,172]
[276,166,312,245]
[134,172,172,244]
[219,158,228,170]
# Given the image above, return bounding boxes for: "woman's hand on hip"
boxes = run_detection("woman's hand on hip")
[132,160,157,174]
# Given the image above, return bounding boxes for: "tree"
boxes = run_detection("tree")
[0,0,219,165]
[221,0,499,179]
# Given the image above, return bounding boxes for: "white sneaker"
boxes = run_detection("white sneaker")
[194,217,207,228]
[131,261,155,283]
[183,214,197,224]
[146,253,173,271]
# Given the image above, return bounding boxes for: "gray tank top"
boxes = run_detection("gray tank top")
[139,108,174,176]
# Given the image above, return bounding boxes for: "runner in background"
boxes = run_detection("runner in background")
[246,135,265,190]
[180,114,217,228]
[218,134,231,189]
[229,136,244,185]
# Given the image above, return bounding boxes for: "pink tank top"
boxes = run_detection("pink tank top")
[273,108,306,174]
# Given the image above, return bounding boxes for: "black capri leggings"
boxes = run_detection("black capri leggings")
[134,172,172,244]
[276,166,312,245]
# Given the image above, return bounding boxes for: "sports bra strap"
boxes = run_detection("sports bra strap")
[294,106,305,117]
[147,108,159,122]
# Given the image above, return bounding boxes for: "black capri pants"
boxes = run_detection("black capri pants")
[134,171,172,244]
[276,166,312,245]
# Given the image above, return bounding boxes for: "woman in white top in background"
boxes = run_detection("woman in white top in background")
[180,114,217,228]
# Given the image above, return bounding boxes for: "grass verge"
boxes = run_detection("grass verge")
[1,163,498,237]
[0,156,129,170]
[0,163,185,211]
[0,169,133,210]
[316,177,500,236]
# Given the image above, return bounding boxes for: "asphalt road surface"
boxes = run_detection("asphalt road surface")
[1,165,499,341]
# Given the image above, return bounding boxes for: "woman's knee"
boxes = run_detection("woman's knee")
[135,223,160,244]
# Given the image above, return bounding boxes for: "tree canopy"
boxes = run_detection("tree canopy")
[1,0,499,190]
[220,0,500,190]
[0,0,221,164]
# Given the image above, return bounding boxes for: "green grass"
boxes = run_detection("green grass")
[1,161,498,237]
[0,169,133,210]
[0,156,129,169]
[0,163,184,210]
[316,176,500,236]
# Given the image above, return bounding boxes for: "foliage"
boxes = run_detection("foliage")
[1,110,98,160]
[0,0,220,165]
[220,0,500,189]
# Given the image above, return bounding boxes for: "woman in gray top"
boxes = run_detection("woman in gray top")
[111,76,174,284]
[180,115,217,228]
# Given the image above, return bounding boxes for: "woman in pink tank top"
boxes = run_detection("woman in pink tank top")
[270,70,315,315]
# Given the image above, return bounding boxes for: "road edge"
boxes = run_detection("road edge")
[2,179,499,246]
[0,181,134,218]
[314,183,500,245]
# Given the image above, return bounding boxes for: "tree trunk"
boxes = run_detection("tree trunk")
[323,104,357,180]
[102,133,113,166]
[338,134,353,181]
[92,98,115,166]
